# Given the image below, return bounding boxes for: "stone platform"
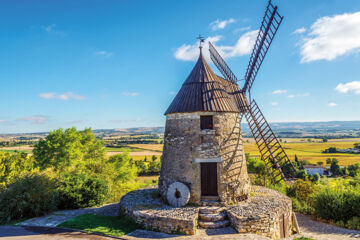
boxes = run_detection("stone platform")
[119,186,294,239]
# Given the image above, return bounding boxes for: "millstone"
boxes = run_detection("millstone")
[166,182,190,207]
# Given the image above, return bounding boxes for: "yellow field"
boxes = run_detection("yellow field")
[244,140,360,166]
[126,140,360,166]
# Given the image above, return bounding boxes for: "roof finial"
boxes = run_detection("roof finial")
[197,34,205,53]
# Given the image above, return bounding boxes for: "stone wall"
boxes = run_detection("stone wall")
[159,111,250,205]
[227,186,293,239]
[120,188,198,235]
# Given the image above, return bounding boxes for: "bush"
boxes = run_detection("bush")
[57,173,108,209]
[346,216,360,230]
[313,187,360,222]
[291,197,313,215]
[0,173,58,224]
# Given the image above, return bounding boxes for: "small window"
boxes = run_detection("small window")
[200,115,213,130]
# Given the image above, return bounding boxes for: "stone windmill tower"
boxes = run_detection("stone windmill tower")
[159,41,251,206]
[160,0,296,207]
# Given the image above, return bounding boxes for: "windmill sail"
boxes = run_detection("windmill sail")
[242,0,283,93]
[209,42,238,84]
[208,1,295,184]
[245,99,296,183]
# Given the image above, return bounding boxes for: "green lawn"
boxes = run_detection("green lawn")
[58,214,141,237]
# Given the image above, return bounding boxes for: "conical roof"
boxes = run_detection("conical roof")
[165,52,241,115]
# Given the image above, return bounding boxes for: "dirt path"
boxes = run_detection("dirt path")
[0,226,114,240]
[294,213,360,240]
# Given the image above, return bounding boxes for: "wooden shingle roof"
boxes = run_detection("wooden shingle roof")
[165,53,242,115]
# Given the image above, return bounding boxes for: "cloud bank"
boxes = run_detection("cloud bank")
[39,92,86,100]
[300,12,360,62]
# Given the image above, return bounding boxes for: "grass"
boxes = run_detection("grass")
[58,214,140,237]
[294,237,315,240]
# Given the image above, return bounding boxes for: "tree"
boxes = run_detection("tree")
[294,155,300,168]
[151,155,157,162]
[330,158,341,177]
[33,127,105,171]
[317,161,324,166]
[348,163,360,177]
[354,143,360,149]
[296,169,308,180]
[322,138,328,143]
[312,172,320,182]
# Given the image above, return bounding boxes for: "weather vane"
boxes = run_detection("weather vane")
[197,34,205,49]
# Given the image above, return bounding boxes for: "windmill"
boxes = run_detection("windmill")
[208,0,296,184]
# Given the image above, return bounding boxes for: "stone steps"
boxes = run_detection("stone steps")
[198,207,230,229]
[199,206,225,214]
[199,212,227,222]
[198,219,230,229]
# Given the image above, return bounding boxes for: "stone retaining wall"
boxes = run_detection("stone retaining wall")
[227,186,293,239]
[120,188,198,235]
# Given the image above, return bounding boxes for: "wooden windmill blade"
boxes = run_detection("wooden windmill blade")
[245,99,297,183]
[209,41,238,84]
[242,0,283,93]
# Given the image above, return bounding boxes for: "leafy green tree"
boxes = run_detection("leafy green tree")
[322,138,328,143]
[330,158,341,176]
[33,128,105,171]
[348,163,360,177]
[0,152,35,188]
[317,161,324,166]
[151,155,157,162]
[312,172,320,182]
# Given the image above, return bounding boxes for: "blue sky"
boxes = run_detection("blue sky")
[1,0,360,134]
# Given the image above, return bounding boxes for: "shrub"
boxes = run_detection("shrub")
[293,179,316,204]
[313,187,360,222]
[0,173,58,224]
[346,216,360,230]
[291,197,313,215]
[57,173,108,209]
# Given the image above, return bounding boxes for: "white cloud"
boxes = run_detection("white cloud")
[328,102,338,107]
[122,92,139,97]
[293,27,306,34]
[174,30,258,61]
[272,89,287,95]
[270,102,279,106]
[300,12,360,63]
[43,24,65,36]
[94,51,113,58]
[17,115,49,124]
[39,92,86,100]
[288,93,310,98]
[210,18,236,31]
[233,26,251,34]
[335,81,360,94]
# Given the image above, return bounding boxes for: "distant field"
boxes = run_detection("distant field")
[244,141,360,166]
[1,140,359,166]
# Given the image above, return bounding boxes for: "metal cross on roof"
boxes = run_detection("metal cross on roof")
[197,35,205,49]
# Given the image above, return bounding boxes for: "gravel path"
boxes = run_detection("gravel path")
[0,226,115,240]
[294,213,360,240]
[19,203,119,227]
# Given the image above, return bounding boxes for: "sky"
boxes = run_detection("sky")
[1,0,360,134]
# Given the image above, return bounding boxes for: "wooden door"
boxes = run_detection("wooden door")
[201,163,218,196]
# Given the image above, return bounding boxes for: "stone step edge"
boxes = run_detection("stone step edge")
[199,212,227,222]
[198,220,230,229]
[199,207,225,214]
